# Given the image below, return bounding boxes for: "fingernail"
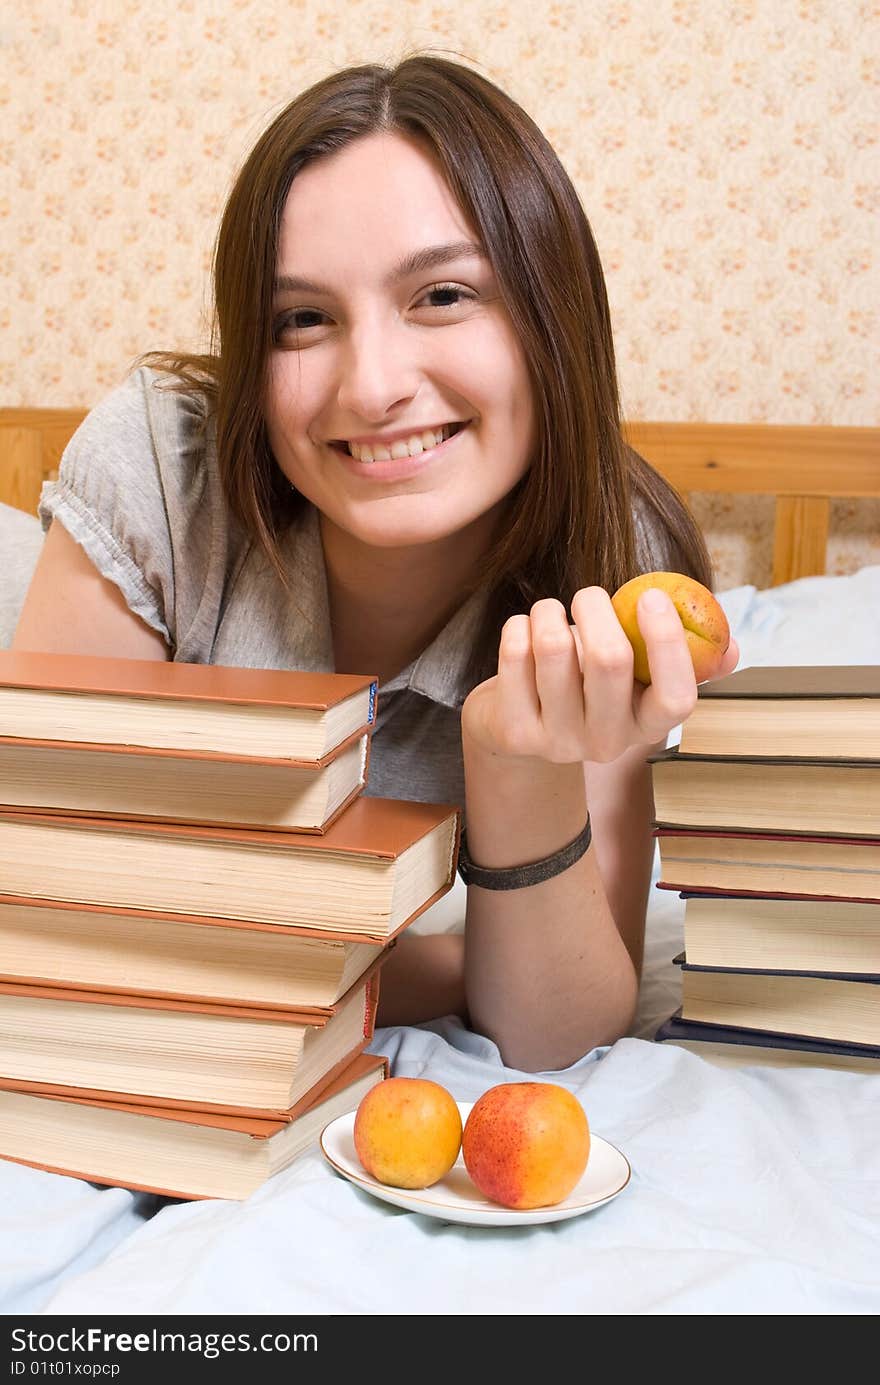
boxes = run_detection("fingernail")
[640,588,670,613]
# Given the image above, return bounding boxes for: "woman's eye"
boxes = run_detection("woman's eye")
[274,308,326,339]
[270,308,328,346]
[272,284,477,345]
[417,283,476,310]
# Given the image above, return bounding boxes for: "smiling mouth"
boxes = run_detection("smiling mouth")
[329,420,470,462]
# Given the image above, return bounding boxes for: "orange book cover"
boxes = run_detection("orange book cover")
[0,887,449,947]
[0,649,377,714]
[0,796,461,942]
[0,958,384,1025]
[0,650,378,769]
[0,1051,389,1200]
[0,731,372,833]
[0,793,458,858]
[0,1051,388,1135]
[0,723,373,772]
[0,891,415,946]
[0,945,388,1020]
[0,970,382,1119]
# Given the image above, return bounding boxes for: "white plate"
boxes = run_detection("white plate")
[320,1099,631,1227]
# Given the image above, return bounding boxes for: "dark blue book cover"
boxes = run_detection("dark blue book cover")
[672,952,880,984]
[655,1011,880,1060]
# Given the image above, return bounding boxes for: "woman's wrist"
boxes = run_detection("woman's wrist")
[461,719,589,871]
[457,815,592,889]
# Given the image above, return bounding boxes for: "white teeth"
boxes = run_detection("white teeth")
[348,423,459,463]
[391,436,422,460]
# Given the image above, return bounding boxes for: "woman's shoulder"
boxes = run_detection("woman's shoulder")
[63,364,213,475]
[44,364,224,527]
[38,365,240,656]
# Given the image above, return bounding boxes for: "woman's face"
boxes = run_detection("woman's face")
[265,132,537,553]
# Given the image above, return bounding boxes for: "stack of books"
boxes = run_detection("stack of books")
[650,666,880,1072]
[0,651,460,1197]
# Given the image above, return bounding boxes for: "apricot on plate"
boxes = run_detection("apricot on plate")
[462,1081,590,1210]
[611,570,730,686]
[353,1076,462,1189]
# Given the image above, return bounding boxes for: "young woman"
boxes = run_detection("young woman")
[14,56,738,1071]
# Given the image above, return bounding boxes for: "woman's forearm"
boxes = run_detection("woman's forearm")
[376,933,467,1027]
[461,730,639,1071]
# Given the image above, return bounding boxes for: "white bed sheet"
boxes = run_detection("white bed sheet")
[2,564,879,1316]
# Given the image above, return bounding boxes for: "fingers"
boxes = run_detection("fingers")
[570,586,639,758]
[715,636,740,679]
[491,587,725,764]
[529,599,588,760]
[495,601,584,761]
[632,588,699,739]
[495,613,541,754]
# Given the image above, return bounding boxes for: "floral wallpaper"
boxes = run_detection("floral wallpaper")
[1,0,877,587]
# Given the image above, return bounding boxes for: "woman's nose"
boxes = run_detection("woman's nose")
[334,316,421,422]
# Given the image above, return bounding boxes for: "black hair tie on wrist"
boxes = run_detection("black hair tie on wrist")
[456,815,592,891]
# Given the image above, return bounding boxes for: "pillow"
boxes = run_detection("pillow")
[0,503,43,649]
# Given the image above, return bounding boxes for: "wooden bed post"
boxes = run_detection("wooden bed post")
[0,409,87,516]
[623,422,879,586]
[772,496,831,586]
[0,425,44,516]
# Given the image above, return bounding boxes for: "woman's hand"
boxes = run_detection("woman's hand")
[461,585,740,765]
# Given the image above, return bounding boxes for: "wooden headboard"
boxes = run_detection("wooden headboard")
[0,409,86,517]
[624,422,880,585]
[1,408,878,585]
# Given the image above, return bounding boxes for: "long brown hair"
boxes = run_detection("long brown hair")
[145,54,712,686]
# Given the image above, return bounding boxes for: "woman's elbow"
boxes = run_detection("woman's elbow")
[484,982,639,1073]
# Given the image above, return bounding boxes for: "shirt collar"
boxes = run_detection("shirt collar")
[385,583,488,708]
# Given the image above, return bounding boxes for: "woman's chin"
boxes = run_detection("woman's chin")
[321,501,486,553]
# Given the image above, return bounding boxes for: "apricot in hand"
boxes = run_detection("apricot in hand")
[462,1081,591,1210]
[611,570,730,685]
[353,1076,462,1189]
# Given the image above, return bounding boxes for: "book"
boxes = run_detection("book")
[0,733,371,833]
[678,665,880,760]
[0,652,379,833]
[655,827,880,902]
[0,973,380,1114]
[650,748,880,836]
[0,650,378,760]
[0,897,386,1011]
[679,892,880,976]
[0,795,460,942]
[654,1012,880,1073]
[0,1051,388,1201]
[674,959,880,1047]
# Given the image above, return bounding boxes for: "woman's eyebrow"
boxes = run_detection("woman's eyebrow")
[273,240,486,294]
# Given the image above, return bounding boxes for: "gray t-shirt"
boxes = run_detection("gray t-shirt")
[39,366,673,822]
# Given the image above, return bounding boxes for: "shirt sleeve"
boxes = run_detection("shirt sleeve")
[38,368,197,648]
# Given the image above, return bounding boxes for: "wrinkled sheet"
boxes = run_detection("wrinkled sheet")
[2,566,880,1316]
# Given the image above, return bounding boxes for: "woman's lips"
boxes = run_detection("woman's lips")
[330,420,472,480]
